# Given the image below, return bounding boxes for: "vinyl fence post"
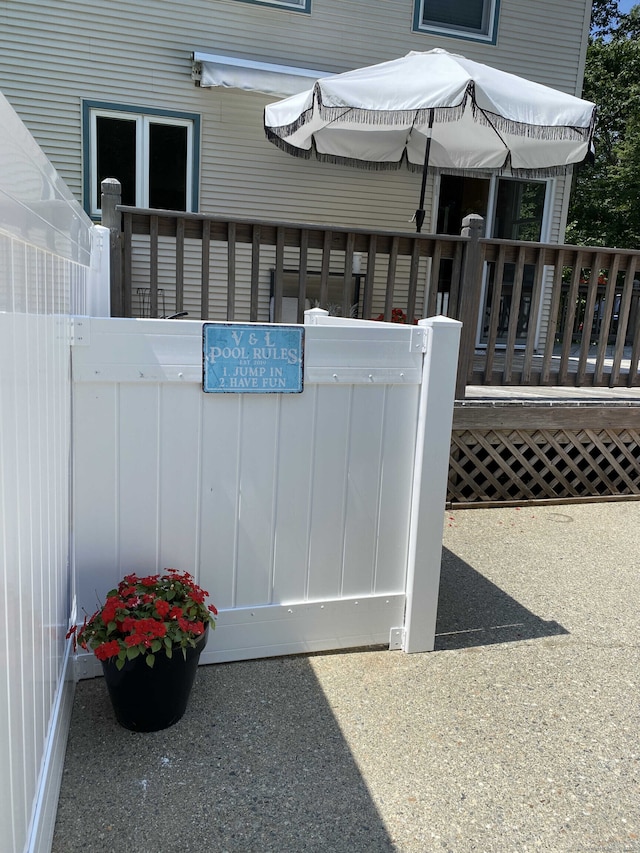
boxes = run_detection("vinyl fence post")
[101,178,123,317]
[87,224,111,317]
[404,315,461,653]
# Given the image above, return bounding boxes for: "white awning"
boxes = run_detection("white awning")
[192,52,329,97]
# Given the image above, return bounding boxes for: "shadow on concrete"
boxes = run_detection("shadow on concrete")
[435,547,569,651]
[52,656,395,853]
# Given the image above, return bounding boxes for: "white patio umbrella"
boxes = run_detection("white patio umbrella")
[264,49,596,232]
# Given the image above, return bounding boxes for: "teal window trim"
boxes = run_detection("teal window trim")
[82,100,201,218]
[412,0,499,44]
[232,0,311,12]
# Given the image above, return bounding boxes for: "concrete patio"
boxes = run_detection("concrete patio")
[52,501,640,853]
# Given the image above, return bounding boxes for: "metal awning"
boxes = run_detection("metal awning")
[192,52,329,97]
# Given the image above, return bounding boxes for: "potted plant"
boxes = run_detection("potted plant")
[68,568,217,732]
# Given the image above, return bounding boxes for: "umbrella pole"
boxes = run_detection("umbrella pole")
[415,110,434,234]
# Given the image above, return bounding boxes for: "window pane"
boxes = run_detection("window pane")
[423,0,485,31]
[96,116,137,209]
[493,180,546,242]
[149,123,188,211]
[437,175,490,235]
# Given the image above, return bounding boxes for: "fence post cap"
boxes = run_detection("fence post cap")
[101,177,122,194]
[461,213,485,238]
[304,307,330,324]
[461,213,484,226]
[419,315,462,329]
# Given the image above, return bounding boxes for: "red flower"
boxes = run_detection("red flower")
[121,616,137,633]
[372,308,418,324]
[155,599,170,617]
[95,640,121,660]
[151,620,167,638]
[101,597,124,624]
[69,568,217,669]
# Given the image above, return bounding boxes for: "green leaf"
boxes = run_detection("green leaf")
[126,646,140,660]
[146,654,155,668]
[116,658,125,670]
[151,640,162,653]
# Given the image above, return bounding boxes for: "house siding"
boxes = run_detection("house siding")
[0,0,590,239]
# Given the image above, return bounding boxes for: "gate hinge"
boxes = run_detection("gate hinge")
[70,317,90,346]
[410,327,428,353]
[389,627,405,650]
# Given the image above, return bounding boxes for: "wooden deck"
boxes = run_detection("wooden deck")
[468,342,640,393]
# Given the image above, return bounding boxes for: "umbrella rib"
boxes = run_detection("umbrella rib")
[472,104,510,168]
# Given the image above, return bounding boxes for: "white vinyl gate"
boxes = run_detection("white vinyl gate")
[71,311,460,675]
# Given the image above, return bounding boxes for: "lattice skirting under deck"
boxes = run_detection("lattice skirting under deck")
[448,405,640,507]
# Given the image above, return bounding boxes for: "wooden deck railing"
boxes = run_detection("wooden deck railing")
[475,240,640,389]
[101,178,640,394]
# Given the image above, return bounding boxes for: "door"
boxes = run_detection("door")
[436,175,549,344]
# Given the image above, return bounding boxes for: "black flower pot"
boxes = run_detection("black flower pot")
[100,627,209,732]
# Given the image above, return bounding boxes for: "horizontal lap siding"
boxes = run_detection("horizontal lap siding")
[0,0,588,238]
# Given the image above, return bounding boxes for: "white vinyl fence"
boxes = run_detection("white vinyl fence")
[0,90,105,853]
[72,311,460,674]
[0,82,459,853]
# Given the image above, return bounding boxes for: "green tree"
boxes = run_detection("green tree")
[565,3,640,248]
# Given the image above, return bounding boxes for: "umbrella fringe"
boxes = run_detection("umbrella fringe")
[509,163,576,178]
[472,102,591,141]
[264,127,314,160]
[314,152,405,171]
[264,108,316,140]
[315,100,467,128]
[264,132,575,178]
[408,156,576,179]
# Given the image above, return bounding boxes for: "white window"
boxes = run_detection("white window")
[413,0,499,43]
[84,103,199,217]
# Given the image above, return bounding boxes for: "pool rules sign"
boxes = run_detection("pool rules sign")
[203,324,304,393]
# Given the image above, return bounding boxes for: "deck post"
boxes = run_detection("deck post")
[101,178,124,317]
[456,214,485,398]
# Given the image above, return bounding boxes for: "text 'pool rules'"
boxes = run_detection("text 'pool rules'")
[203,324,304,393]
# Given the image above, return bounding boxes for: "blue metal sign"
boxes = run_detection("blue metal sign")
[203,323,304,393]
